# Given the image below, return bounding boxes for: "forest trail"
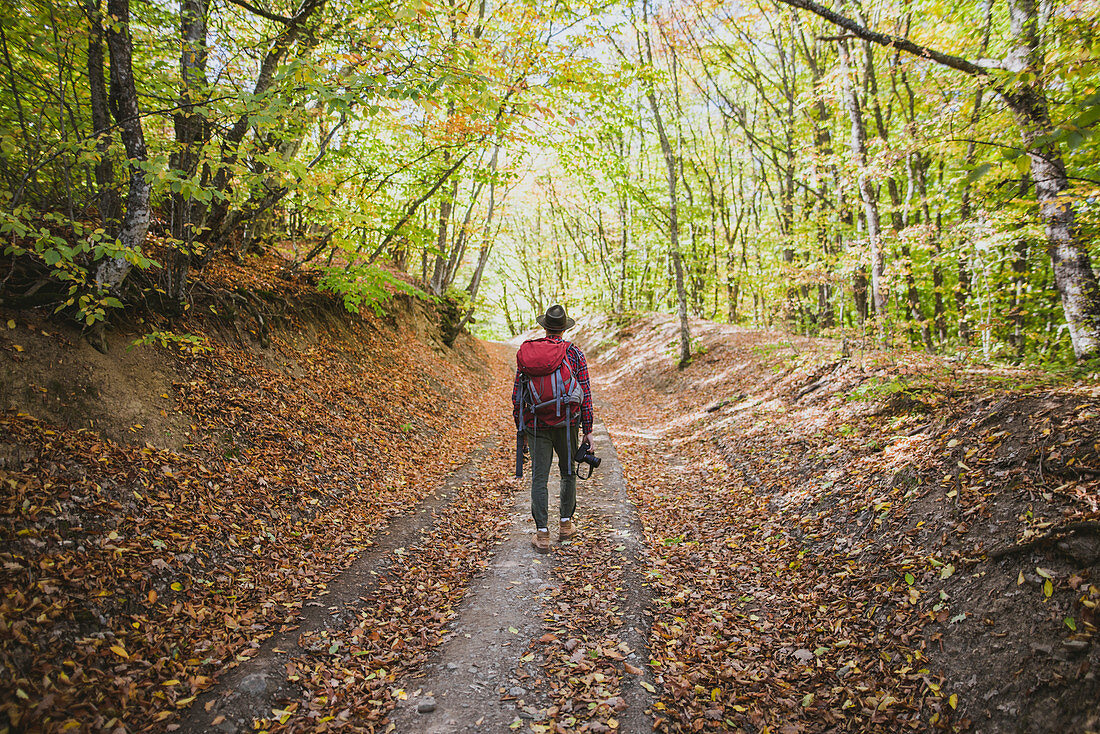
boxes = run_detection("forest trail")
[175,434,500,733]
[171,344,658,734]
[4,310,1100,733]
[386,417,654,732]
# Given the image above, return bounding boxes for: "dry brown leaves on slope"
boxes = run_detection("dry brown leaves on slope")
[608,432,944,732]
[587,313,1099,733]
[0,300,503,733]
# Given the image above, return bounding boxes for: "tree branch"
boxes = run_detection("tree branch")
[224,0,293,24]
[776,0,991,78]
[366,150,474,265]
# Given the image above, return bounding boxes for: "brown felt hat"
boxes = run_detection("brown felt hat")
[536,304,575,331]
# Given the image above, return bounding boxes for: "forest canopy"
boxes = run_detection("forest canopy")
[1,0,1099,363]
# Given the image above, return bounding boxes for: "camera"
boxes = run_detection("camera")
[576,439,601,473]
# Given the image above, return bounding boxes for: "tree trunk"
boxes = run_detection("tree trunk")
[836,34,887,345]
[166,0,208,309]
[853,266,869,324]
[862,32,929,350]
[1010,235,1030,358]
[1000,0,1100,359]
[641,0,691,366]
[86,0,118,226]
[447,143,502,344]
[793,20,837,331]
[429,169,458,296]
[95,0,151,293]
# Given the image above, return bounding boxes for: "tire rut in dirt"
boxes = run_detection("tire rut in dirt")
[385,458,557,732]
[176,432,508,733]
[521,419,657,733]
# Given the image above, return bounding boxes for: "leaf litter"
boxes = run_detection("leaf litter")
[4,295,1100,733]
[580,313,1099,733]
[0,268,515,733]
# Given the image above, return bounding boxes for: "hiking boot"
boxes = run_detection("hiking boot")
[532,530,550,554]
[559,519,577,541]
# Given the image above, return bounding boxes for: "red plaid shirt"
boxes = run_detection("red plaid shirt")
[512,337,594,435]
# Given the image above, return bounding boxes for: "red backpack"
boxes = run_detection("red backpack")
[516,338,583,429]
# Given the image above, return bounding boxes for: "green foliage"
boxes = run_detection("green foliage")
[0,0,578,335]
[130,331,211,354]
[0,0,1097,366]
[317,265,431,316]
[0,203,156,324]
[847,377,934,404]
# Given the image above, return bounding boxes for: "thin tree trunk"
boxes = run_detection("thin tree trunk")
[646,96,691,365]
[95,0,151,293]
[902,153,933,351]
[430,165,458,295]
[1004,0,1100,358]
[641,0,691,366]
[448,143,502,343]
[1010,236,1030,358]
[836,34,887,345]
[166,0,208,308]
[85,0,118,225]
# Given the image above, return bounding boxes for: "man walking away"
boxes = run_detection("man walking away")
[512,305,595,553]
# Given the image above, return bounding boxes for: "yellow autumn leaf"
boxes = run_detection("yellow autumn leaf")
[110,645,128,659]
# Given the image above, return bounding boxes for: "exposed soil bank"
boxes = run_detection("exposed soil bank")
[0,263,498,733]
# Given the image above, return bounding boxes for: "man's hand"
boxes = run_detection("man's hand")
[582,433,593,450]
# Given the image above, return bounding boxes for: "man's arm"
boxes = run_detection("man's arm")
[568,345,594,442]
[512,369,525,432]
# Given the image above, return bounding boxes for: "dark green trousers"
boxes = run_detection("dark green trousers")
[526,424,577,529]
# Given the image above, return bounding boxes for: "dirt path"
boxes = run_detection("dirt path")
[172,355,655,733]
[384,451,555,732]
[388,417,655,732]
[177,436,501,733]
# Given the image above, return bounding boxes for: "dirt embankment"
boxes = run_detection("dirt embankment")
[579,314,1099,733]
[0,257,496,733]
